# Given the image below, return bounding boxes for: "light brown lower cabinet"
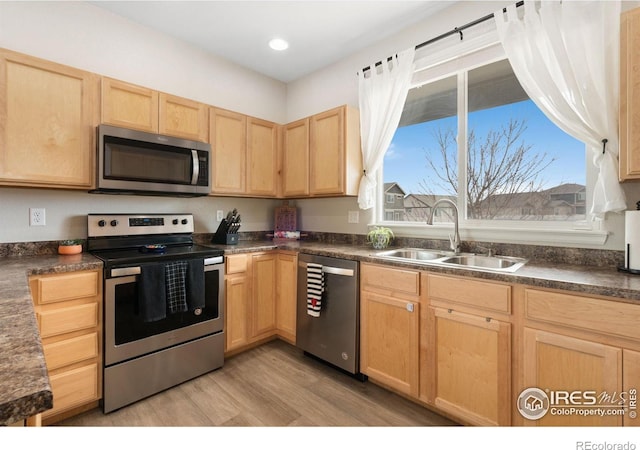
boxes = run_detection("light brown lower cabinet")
[224,251,296,354]
[275,251,297,343]
[359,263,421,398]
[29,269,102,424]
[522,328,623,426]
[428,307,511,426]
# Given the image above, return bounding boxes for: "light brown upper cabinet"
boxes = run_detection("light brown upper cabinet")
[281,105,362,198]
[281,118,310,197]
[101,77,208,142]
[246,117,278,197]
[210,107,278,197]
[0,48,98,188]
[619,7,640,180]
[210,108,246,195]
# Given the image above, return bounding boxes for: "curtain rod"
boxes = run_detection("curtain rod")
[361,0,524,73]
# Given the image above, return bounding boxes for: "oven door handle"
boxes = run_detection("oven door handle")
[191,150,200,185]
[111,266,142,278]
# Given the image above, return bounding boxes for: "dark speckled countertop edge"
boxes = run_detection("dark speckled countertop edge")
[0,253,102,425]
[214,240,640,303]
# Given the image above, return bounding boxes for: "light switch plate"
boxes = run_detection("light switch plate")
[348,211,359,223]
[216,210,224,221]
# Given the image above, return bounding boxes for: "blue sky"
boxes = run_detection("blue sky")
[384,99,586,195]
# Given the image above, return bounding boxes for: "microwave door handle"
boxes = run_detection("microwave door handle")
[191,150,200,185]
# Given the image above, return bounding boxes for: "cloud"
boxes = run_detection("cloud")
[384,143,400,160]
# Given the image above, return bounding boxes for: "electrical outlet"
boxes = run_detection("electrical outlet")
[29,208,46,226]
[348,211,359,224]
[216,210,224,221]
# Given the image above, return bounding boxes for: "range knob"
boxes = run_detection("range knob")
[181,218,188,225]
[98,220,106,227]
[110,220,119,227]
[172,219,179,225]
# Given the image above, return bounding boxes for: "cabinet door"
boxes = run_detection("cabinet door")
[247,117,278,196]
[624,349,640,426]
[309,107,345,195]
[101,77,158,133]
[360,291,419,397]
[159,93,208,142]
[210,108,246,194]
[523,328,622,426]
[429,307,511,426]
[250,253,277,339]
[620,7,640,180]
[275,252,297,343]
[0,49,97,188]
[281,118,309,197]
[224,273,249,352]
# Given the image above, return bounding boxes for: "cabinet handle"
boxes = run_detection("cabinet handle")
[486,317,492,323]
[406,303,414,313]
[447,308,453,314]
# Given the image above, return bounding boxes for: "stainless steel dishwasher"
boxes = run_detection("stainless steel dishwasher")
[296,253,363,377]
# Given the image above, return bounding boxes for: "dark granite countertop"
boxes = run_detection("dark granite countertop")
[0,253,102,425]
[214,240,640,303]
[2,239,640,425]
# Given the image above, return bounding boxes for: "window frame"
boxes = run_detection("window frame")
[372,29,607,247]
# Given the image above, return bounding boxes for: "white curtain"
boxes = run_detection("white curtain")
[357,48,415,210]
[494,0,626,220]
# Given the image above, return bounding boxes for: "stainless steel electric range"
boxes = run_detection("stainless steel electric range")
[87,213,225,413]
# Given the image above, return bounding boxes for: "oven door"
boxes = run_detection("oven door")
[104,256,224,366]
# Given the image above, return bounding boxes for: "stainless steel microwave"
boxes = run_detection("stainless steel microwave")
[93,125,211,197]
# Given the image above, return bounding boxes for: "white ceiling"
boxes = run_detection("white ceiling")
[89,1,453,83]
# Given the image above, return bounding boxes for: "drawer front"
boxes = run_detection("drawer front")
[428,274,511,313]
[361,263,420,296]
[38,303,98,338]
[43,332,99,371]
[33,271,98,305]
[525,288,640,341]
[226,254,248,274]
[43,363,99,418]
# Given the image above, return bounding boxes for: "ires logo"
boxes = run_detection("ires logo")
[517,388,635,420]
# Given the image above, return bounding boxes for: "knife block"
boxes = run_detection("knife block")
[212,219,239,245]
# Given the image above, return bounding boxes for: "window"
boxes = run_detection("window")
[382,57,586,225]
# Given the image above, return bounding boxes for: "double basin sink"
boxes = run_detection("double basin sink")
[374,248,527,273]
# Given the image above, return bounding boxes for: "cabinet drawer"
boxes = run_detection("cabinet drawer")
[525,288,640,341]
[226,254,248,274]
[43,363,99,419]
[37,303,98,338]
[361,264,420,296]
[428,274,511,314]
[32,271,98,305]
[43,332,98,371]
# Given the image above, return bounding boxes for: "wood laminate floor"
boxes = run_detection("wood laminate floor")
[57,340,457,427]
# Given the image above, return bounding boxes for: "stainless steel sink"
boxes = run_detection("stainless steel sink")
[438,254,527,272]
[373,247,527,273]
[375,248,450,261]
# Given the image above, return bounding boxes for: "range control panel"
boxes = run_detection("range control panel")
[87,214,194,238]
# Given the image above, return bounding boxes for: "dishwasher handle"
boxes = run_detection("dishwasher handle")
[298,260,355,277]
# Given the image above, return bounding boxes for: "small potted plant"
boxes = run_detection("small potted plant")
[58,239,83,255]
[367,226,395,250]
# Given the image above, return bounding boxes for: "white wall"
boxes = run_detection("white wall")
[0,1,285,243]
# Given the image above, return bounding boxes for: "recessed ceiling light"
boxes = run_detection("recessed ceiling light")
[269,38,289,51]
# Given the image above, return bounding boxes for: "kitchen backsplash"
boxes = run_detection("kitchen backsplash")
[0,231,625,268]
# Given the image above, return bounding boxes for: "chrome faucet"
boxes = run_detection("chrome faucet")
[427,198,461,255]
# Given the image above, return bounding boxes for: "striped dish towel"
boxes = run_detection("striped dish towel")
[306,262,324,317]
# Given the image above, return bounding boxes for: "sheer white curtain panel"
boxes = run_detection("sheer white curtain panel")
[357,48,415,210]
[494,0,626,220]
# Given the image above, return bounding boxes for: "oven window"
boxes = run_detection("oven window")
[105,136,192,184]
[113,266,221,345]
